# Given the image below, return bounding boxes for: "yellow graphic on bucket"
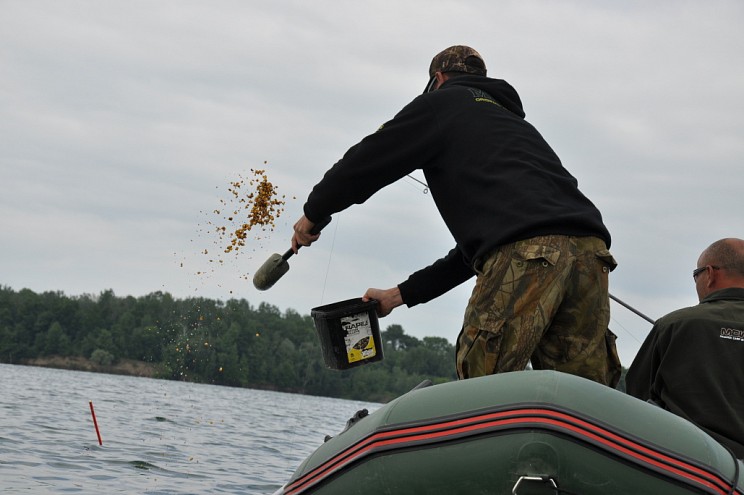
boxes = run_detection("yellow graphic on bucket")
[342,312,377,363]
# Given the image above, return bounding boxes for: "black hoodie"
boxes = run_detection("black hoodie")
[303,75,611,306]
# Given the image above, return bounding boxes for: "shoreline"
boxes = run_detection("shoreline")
[20,355,162,378]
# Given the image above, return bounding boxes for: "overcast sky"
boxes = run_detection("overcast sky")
[2,1,743,366]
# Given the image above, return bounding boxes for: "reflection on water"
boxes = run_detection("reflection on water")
[0,363,379,494]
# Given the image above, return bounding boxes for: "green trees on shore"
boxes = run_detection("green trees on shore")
[0,286,456,402]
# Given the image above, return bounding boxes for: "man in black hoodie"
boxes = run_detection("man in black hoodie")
[292,45,620,386]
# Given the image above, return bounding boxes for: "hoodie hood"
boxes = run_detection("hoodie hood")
[443,75,526,118]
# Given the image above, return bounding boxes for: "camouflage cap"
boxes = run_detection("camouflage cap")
[428,45,487,78]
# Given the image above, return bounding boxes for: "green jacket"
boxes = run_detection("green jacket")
[626,287,744,458]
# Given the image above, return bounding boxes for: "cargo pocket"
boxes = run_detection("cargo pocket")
[456,322,504,379]
[515,244,561,267]
[595,249,618,272]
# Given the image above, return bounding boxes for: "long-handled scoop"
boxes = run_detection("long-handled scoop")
[252,216,332,291]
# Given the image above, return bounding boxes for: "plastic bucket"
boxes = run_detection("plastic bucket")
[311,298,384,370]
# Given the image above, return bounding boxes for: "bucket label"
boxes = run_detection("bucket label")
[341,311,377,363]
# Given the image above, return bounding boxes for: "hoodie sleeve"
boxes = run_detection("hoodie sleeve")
[397,246,475,307]
[303,96,441,222]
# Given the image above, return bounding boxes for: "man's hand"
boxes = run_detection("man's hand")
[291,215,321,252]
[363,287,404,317]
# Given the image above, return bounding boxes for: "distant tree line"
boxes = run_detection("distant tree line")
[0,286,456,402]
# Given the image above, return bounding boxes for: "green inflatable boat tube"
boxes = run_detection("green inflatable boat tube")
[278,370,743,495]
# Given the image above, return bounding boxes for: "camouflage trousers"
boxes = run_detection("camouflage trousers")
[455,235,621,387]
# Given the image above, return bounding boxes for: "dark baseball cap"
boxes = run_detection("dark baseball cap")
[424,45,487,93]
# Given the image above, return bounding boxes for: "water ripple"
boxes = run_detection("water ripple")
[0,363,379,494]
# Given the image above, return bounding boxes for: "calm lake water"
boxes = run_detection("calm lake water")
[0,363,380,494]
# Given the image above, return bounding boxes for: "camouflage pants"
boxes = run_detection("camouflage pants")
[455,235,621,387]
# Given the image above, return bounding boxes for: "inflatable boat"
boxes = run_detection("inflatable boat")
[275,371,742,495]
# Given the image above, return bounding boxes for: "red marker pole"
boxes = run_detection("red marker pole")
[89,401,103,446]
